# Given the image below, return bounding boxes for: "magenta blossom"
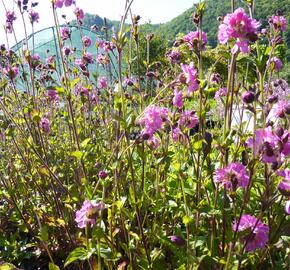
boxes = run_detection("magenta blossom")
[246,126,290,164]
[178,110,199,130]
[271,100,290,118]
[215,87,227,100]
[124,76,134,86]
[167,50,181,64]
[96,40,115,52]
[183,31,207,50]
[82,52,93,64]
[147,135,161,149]
[28,9,40,24]
[61,27,70,40]
[139,105,168,138]
[55,0,64,8]
[82,36,92,47]
[277,169,290,196]
[98,76,107,89]
[75,200,105,229]
[74,7,84,20]
[269,15,287,32]
[267,56,282,72]
[62,46,72,56]
[218,8,261,54]
[55,0,73,8]
[46,89,59,103]
[6,10,17,23]
[173,88,183,108]
[180,62,199,95]
[233,214,269,252]
[214,162,249,190]
[40,117,50,133]
[3,66,19,80]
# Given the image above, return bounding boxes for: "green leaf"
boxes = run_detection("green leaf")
[71,151,83,160]
[40,225,49,242]
[0,263,17,270]
[81,138,91,148]
[48,263,60,270]
[64,247,88,267]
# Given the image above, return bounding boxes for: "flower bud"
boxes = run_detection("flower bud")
[242,91,255,103]
[98,170,107,179]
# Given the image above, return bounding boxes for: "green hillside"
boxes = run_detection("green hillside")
[156,0,290,51]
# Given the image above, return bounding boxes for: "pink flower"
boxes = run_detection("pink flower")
[64,0,73,7]
[82,36,92,47]
[214,162,249,190]
[180,62,199,95]
[267,56,282,72]
[178,110,199,130]
[124,77,134,86]
[62,46,72,56]
[61,27,70,40]
[139,105,168,138]
[28,9,40,24]
[167,50,181,64]
[271,100,290,118]
[3,66,19,80]
[215,87,227,100]
[277,169,290,196]
[96,40,115,52]
[6,10,17,23]
[55,0,64,8]
[96,54,109,66]
[269,15,287,32]
[82,52,93,64]
[98,76,107,89]
[246,126,290,163]
[40,117,50,133]
[46,56,55,65]
[233,214,269,252]
[75,200,105,229]
[172,127,187,144]
[74,7,84,20]
[218,8,261,54]
[183,31,207,50]
[172,88,183,108]
[46,89,59,102]
[147,136,161,149]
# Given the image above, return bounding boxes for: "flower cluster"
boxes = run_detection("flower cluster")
[271,100,290,118]
[214,162,249,190]
[269,15,287,32]
[172,88,184,108]
[82,36,92,47]
[75,200,105,229]
[246,126,290,164]
[40,117,50,133]
[214,87,227,100]
[139,105,168,138]
[277,169,290,196]
[28,9,40,24]
[180,62,199,95]
[3,66,19,80]
[183,31,207,50]
[218,8,261,53]
[5,10,17,33]
[55,0,73,8]
[233,214,269,251]
[267,56,282,72]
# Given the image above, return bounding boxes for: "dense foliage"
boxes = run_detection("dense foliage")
[0,0,290,270]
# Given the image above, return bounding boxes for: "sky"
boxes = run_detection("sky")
[0,0,196,46]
